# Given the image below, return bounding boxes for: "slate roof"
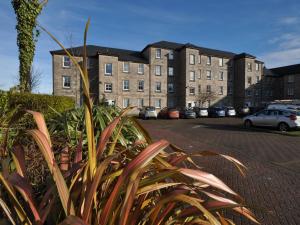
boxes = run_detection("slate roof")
[270,63,300,76]
[50,45,148,63]
[143,41,236,58]
[234,53,256,60]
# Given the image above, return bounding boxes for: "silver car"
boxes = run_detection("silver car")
[139,106,157,120]
[225,107,236,117]
[243,109,300,131]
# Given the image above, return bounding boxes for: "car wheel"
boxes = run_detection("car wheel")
[244,120,252,128]
[278,122,289,132]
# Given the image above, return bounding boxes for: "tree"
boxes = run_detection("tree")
[197,91,217,107]
[11,0,48,93]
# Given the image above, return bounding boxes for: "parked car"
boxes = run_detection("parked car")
[208,107,226,117]
[158,107,179,119]
[139,106,157,120]
[179,108,197,119]
[243,109,300,132]
[193,107,208,117]
[224,107,236,117]
[267,103,300,111]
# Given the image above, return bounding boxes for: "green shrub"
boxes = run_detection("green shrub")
[7,92,75,119]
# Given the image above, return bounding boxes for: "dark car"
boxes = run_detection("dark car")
[158,107,180,119]
[208,107,226,117]
[179,108,197,119]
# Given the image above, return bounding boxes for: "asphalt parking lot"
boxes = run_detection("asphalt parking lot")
[140,117,300,225]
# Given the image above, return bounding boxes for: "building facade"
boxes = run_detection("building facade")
[51,41,300,109]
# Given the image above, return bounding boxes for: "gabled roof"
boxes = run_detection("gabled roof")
[234,53,256,60]
[270,63,300,76]
[143,40,236,58]
[263,67,280,77]
[50,45,148,63]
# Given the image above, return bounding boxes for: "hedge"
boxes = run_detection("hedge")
[0,91,75,119]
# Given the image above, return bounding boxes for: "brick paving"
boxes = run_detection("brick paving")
[140,117,300,225]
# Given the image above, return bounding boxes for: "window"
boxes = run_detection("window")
[247,77,252,86]
[207,56,211,65]
[123,98,130,108]
[104,83,112,92]
[256,76,260,83]
[155,65,161,76]
[155,82,161,92]
[288,75,294,83]
[189,71,195,81]
[219,58,223,67]
[189,54,195,65]
[123,80,130,91]
[288,87,294,96]
[137,99,144,108]
[138,80,144,91]
[123,62,130,73]
[169,50,174,60]
[255,90,259,96]
[228,72,232,81]
[198,55,201,64]
[138,64,144,74]
[168,83,174,93]
[206,85,211,93]
[86,58,93,69]
[228,86,233,95]
[219,71,224,81]
[206,70,212,80]
[105,63,112,75]
[62,76,71,88]
[247,62,252,71]
[168,67,174,76]
[189,87,195,95]
[246,90,252,96]
[198,85,201,94]
[63,56,71,67]
[155,99,161,108]
[255,63,259,71]
[219,86,223,95]
[155,49,161,59]
[198,70,201,79]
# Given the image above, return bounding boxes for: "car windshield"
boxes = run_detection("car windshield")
[200,108,207,110]
[146,107,155,111]
[227,107,234,109]
[168,108,177,111]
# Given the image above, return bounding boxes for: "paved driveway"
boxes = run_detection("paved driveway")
[140,117,300,225]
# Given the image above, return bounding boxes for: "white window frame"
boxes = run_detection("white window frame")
[105,63,112,75]
[155,65,161,76]
[219,71,224,81]
[288,87,294,96]
[138,64,144,74]
[123,80,130,91]
[155,82,161,92]
[137,98,144,108]
[189,71,195,81]
[256,76,260,83]
[104,83,112,92]
[189,87,195,95]
[155,49,161,59]
[198,55,201,64]
[62,76,71,88]
[255,63,259,71]
[207,56,211,65]
[219,86,224,95]
[123,98,130,108]
[198,70,201,79]
[169,50,174,60]
[189,54,195,65]
[247,62,252,71]
[138,80,144,92]
[63,56,71,68]
[288,75,295,83]
[206,70,212,80]
[198,85,201,94]
[123,62,130,73]
[155,99,161,109]
[168,83,174,93]
[168,67,174,76]
[219,58,223,67]
[247,77,252,86]
[206,85,211,93]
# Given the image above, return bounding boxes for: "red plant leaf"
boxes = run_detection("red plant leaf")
[74,135,83,164]
[233,207,260,224]
[11,145,26,177]
[58,216,88,225]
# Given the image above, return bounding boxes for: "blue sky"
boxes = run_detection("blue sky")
[1,0,300,93]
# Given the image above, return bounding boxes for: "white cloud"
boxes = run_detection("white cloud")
[260,48,300,68]
[279,16,300,25]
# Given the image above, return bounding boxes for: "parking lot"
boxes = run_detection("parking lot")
[140,117,300,225]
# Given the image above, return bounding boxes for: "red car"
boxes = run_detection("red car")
[158,107,179,119]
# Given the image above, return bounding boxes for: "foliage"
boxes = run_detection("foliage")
[197,91,217,107]
[11,0,48,92]
[0,20,259,225]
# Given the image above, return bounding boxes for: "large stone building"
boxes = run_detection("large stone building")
[50,41,299,109]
